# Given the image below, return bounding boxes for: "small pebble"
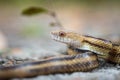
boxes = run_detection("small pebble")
[0,58,6,64]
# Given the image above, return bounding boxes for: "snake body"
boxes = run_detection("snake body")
[0,52,98,79]
[0,30,119,79]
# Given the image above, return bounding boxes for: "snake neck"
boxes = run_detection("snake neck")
[74,35,112,55]
[68,35,114,60]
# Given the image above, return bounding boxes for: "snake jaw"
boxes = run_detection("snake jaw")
[51,31,81,48]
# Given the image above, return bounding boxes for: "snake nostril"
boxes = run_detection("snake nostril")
[50,32,54,34]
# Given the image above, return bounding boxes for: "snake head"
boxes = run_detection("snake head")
[51,30,84,48]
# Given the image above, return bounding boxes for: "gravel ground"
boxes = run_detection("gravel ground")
[18,69,120,80]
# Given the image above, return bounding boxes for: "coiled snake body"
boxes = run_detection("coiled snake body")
[0,30,120,79]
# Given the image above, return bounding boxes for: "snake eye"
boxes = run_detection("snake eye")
[59,31,66,37]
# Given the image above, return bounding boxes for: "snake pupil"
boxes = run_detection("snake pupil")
[59,31,66,37]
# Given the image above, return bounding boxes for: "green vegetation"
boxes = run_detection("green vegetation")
[22,7,48,16]
[21,25,45,37]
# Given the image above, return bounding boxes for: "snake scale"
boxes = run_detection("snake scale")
[0,30,120,79]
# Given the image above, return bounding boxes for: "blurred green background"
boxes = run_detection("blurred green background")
[0,0,120,49]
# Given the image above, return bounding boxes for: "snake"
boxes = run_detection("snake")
[0,30,119,79]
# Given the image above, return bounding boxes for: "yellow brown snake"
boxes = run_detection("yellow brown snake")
[0,30,119,79]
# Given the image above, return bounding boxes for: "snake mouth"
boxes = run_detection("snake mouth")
[51,32,70,43]
[51,32,80,48]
